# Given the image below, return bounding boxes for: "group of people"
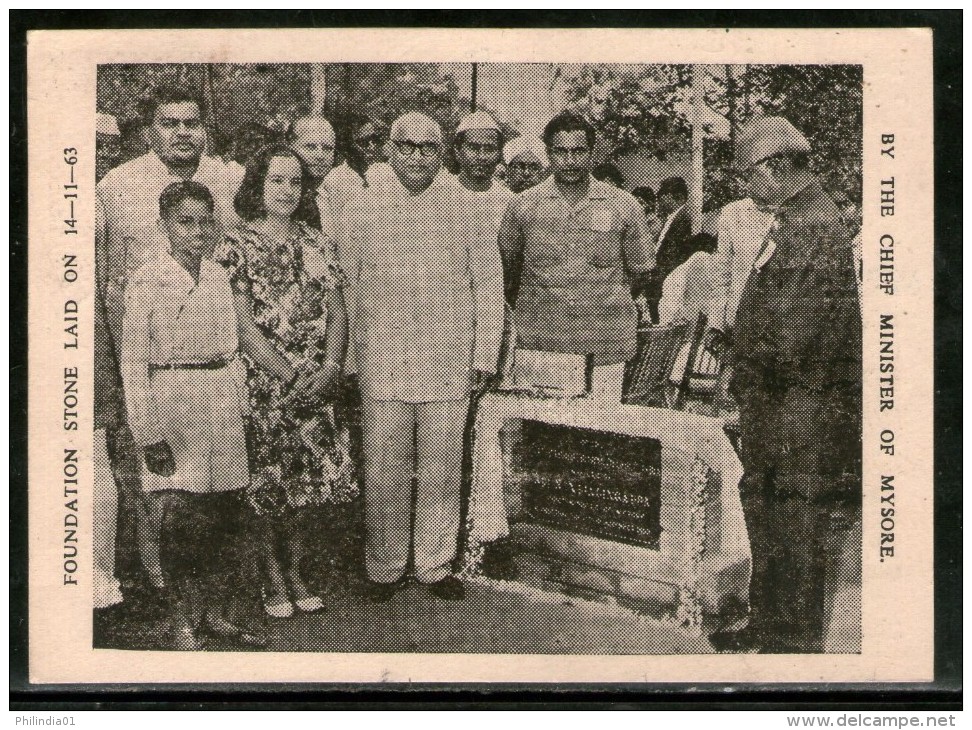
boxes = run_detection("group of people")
[95,82,861,655]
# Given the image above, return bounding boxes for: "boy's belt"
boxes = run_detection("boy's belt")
[149,358,228,373]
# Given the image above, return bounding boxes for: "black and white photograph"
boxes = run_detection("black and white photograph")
[90,59,863,656]
[20,25,941,688]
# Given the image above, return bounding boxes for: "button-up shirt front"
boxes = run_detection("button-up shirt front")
[348,171,504,402]
[497,176,653,364]
[96,150,245,345]
[120,256,241,446]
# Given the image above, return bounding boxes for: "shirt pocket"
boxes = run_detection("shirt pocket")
[583,227,622,268]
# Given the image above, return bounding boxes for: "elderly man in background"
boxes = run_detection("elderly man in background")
[349,112,504,602]
[724,116,862,654]
[502,135,548,193]
[286,114,338,233]
[96,84,244,602]
[287,114,366,462]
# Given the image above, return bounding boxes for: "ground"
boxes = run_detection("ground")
[94,501,714,655]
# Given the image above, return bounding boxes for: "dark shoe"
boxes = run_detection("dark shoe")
[120,579,165,617]
[427,575,465,601]
[709,626,760,654]
[480,539,520,581]
[170,616,205,651]
[366,578,405,603]
[204,609,268,648]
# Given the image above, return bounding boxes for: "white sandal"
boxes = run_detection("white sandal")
[294,595,325,613]
[262,589,294,619]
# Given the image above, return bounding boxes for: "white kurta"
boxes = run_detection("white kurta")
[321,162,394,376]
[120,256,249,494]
[348,171,505,403]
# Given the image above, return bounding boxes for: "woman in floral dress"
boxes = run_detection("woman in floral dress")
[218,143,356,617]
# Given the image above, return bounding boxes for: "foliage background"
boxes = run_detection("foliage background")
[97,62,861,221]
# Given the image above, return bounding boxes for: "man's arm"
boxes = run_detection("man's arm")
[619,195,655,297]
[118,279,162,447]
[469,218,506,377]
[496,201,524,307]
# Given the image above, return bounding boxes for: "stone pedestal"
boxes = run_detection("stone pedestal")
[470,390,751,632]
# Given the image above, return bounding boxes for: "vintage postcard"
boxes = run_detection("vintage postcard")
[26,26,934,685]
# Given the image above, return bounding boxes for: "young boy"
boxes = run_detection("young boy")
[120,181,264,649]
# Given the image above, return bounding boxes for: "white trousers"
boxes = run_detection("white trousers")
[361,397,468,584]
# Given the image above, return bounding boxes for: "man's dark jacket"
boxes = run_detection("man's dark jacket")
[729,181,862,502]
[645,206,713,305]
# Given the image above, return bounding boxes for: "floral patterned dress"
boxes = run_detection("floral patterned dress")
[216,221,357,515]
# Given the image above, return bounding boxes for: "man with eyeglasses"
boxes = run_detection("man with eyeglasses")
[96,84,245,608]
[503,136,548,193]
[347,112,504,603]
[498,111,653,399]
[719,116,862,654]
[324,116,392,210]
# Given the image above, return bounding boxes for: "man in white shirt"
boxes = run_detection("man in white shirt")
[452,111,518,579]
[453,111,514,246]
[349,112,504,602]
[96,84,244,598]
[323,115,392,220]
[286,114,338,237]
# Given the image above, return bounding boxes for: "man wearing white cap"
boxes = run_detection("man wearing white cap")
[503,135,547,193]
[723,116,862,654]
[347,112,504,602]
[453,111,513,273]
[452,111,521,578]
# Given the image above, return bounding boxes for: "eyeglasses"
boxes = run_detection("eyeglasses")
[354,134,384,148]
[462,141,500,156]
[392,140,440,158]
[736,154,783,183]
[508,161,543,174]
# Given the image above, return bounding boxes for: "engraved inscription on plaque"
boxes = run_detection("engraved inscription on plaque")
[510,422,663,549]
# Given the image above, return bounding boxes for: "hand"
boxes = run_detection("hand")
[704,328,729,358]
[281,361,341,408]
[144,440,176,477]
[471,369,496,393]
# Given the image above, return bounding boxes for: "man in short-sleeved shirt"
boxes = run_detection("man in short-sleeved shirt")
[497,112,653,371]
[95,85,243,596]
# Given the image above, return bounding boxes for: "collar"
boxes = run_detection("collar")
[157,251,218,289]
[777,179,828,218]
[144,149,217,183]
[539,176,611,202]
[383,168,455,198]
[664,204,686,222]
[241,219,316,246]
